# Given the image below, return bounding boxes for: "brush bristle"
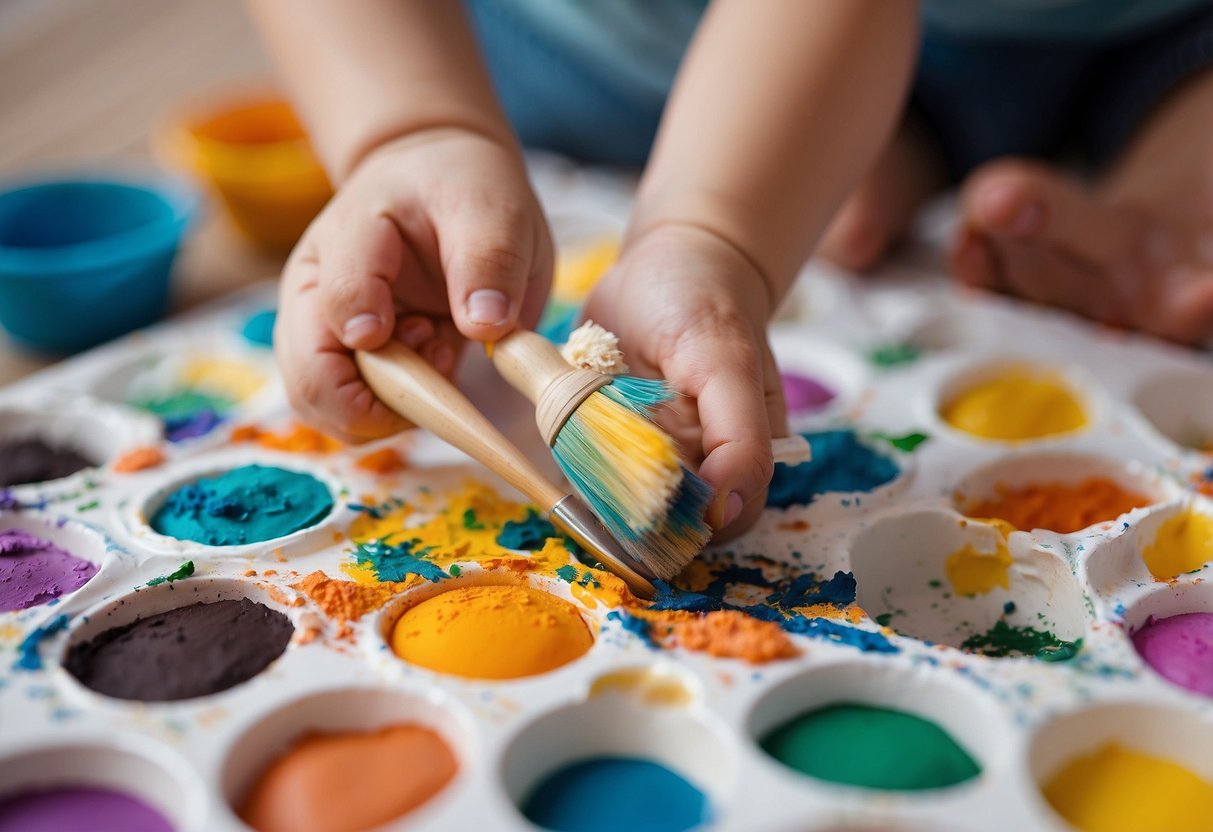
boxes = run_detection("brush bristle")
[616,466,713,580]
[553,392,682,534]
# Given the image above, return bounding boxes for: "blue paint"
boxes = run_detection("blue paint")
[649,580,721,613]
[769,570,856,608]
[782,615,899,654]
[0,175,197,353]
[241,308,276,347]
[607,610,656,647]
[14,614,69,671]
[354,539,447,583]
[522,757,709,832]
[766,430,900,509]
[497,508,556,551]
[556,564,601,588]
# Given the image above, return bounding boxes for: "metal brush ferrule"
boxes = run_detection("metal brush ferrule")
[551,495,657,599]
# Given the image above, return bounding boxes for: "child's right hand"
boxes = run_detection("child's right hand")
[275,128,553,441]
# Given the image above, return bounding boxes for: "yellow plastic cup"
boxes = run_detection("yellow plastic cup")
[157,91,332,251]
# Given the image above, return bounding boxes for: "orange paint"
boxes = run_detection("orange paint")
[355,448,407,475]
[112,446,165,473]
[232,423,342,454]
[663,611,799,663]
[963,477,1151,533]
[239,724,457,832]
[291,570,401,624]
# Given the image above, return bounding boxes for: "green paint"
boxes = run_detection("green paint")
[928,579,942,589]
[461,508,484,530]
[760,703,979,791]
[871,431,930,453]
[448,564,462,577]
[76,500,99,512]
[133,389,232,419]
[869,342,920,368]
[874,612,893,627]
[145,561,195,587]
[961,619,1081,660]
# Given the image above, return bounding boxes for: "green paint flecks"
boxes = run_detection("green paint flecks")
[760,703,979,791]
[869,343,920,368]
[871,431,930,453]
[962,620,1081,660]
[146,561,195,587]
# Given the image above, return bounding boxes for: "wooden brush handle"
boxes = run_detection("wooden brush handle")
[356,342,566,508]
[491,330,609,445]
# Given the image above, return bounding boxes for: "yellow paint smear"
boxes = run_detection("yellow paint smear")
[181,356,266,400]
[942,369,1086,441]
[1142,510,1213,581]
[945,521,1015,596]
[554,237,618,302]
[1043,742,1213,832]
[589,669,694,707]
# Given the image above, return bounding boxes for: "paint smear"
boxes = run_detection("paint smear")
[64,597,293,701]
[766,430,899,508]
[760,703,980,790]
[150,464,333,546]
[522,757,709,832]
[589,669,694,707]
[0,528,97,611]
[945,522,1014,596]
[962,619,1081,660]
[242,308,277,348]
[391,585,593,680]
[1142,510,1213,581]
[0,787,173,832]
[780,372,836,416]
[231,423,342,454]
[1042,742,1213,832]
[0,438,93,487]
[239,724,456,832]
[964,477,1151,533]
[553,237,618,302]
[131,356,266,441]
[354,448,406,475]
[942,369,1086,441]
[111,446,165,473]
[1132,612,1213,697]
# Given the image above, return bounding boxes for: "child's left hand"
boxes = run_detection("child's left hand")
[582,222,788,539]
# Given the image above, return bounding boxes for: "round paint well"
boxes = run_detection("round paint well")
[1029,704,1213,832]
[936,361,1094,443]
[850,508,1086,657]
[0,786,174,831]
[759,703,980,791]
[1132,369,1213,453]
[389,583,593,680]
[225,689,466,832]
[62,580,295,703]
[765,430,901,509]
[780,372,836,416]
[521,757,710,832]
[0,522,99,612]
[1124,582,1213,699]
[147,463,334,546]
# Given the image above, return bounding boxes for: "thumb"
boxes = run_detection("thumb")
[440,201,540,342]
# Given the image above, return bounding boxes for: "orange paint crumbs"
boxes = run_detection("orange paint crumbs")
[264,569,278,577]
[641,610,799,664]
[243,569,257,577]
[778,519,811,532]
[295,626,321,645]
[112,446,165,473]
[355,448,407,475]
[963,477,1151,534]
[291,570,401,625]
[232,422,342,454]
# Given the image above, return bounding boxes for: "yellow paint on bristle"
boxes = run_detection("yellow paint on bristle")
[1042,742,1213,832]
[945,520,1015,596]
[572,393,682,531]
[1142,509,1213,581]
[553,237,619,302]
[181,357,266,400]
[942,369,1086,441]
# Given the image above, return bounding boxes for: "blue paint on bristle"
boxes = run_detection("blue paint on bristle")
[597,375,674,416]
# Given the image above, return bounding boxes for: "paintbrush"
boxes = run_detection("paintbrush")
[355,342,659,599]
[489,328,811,581]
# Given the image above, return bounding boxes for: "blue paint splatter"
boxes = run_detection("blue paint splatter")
[14,614,69,671]
[783,615,899,653]
[354,539,448,582]
[556,564,601,588]
[607,610,656,647]
[496,508,556,551]
[766,430,900,508]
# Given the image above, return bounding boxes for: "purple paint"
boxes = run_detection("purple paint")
[0,786,173,832]
[0,529,97,612]
[781,373,836,416]
[1131,612,1213,697]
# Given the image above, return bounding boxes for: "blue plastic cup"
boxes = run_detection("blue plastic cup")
[0,173,199,353]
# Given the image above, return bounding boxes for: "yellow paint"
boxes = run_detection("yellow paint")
[182,357,266,401]
[589,669,694,707]
[391,584,594,679]
[945,521,1015,596]
[1142,510,1213,581]
[1042,742,1213,832]
[553,237,618,302]
[942,369,1086,441]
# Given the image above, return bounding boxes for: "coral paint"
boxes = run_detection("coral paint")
[391,585,593,679]
[964,478,1151,533]
[522,757,708,832]
[1131,612,1213,697]
[0,529,97,611]
[111,446,165,473]
[239,724,456,832]
[1042,743,1213,832]
[942,369,1086,441]
[354,448,406,475]
[0,787,173,832]
[659,611,798,663]
[760,703,979,790]
[1142,510,1213,581]
[780,373,836,416]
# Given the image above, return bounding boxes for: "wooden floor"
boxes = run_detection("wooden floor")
[0,0,285,384]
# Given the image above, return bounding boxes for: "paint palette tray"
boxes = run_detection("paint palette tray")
[3,158,1213,832]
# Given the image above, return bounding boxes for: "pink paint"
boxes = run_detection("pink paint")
[0,528,97,612]
[781,373,836,416]
[1131,612,1213,697]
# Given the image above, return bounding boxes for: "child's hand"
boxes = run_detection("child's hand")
[582,223,788,539]
[276,129,553,441]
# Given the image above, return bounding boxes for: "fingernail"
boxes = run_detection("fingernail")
[722,492,744,528]
[1012,203,1044,238]
[466,289,509,326]
[400,319,430,348]
[343,313,382,345]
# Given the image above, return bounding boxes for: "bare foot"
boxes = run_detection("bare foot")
[818,118,948,272]
[951,68,1213,346]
